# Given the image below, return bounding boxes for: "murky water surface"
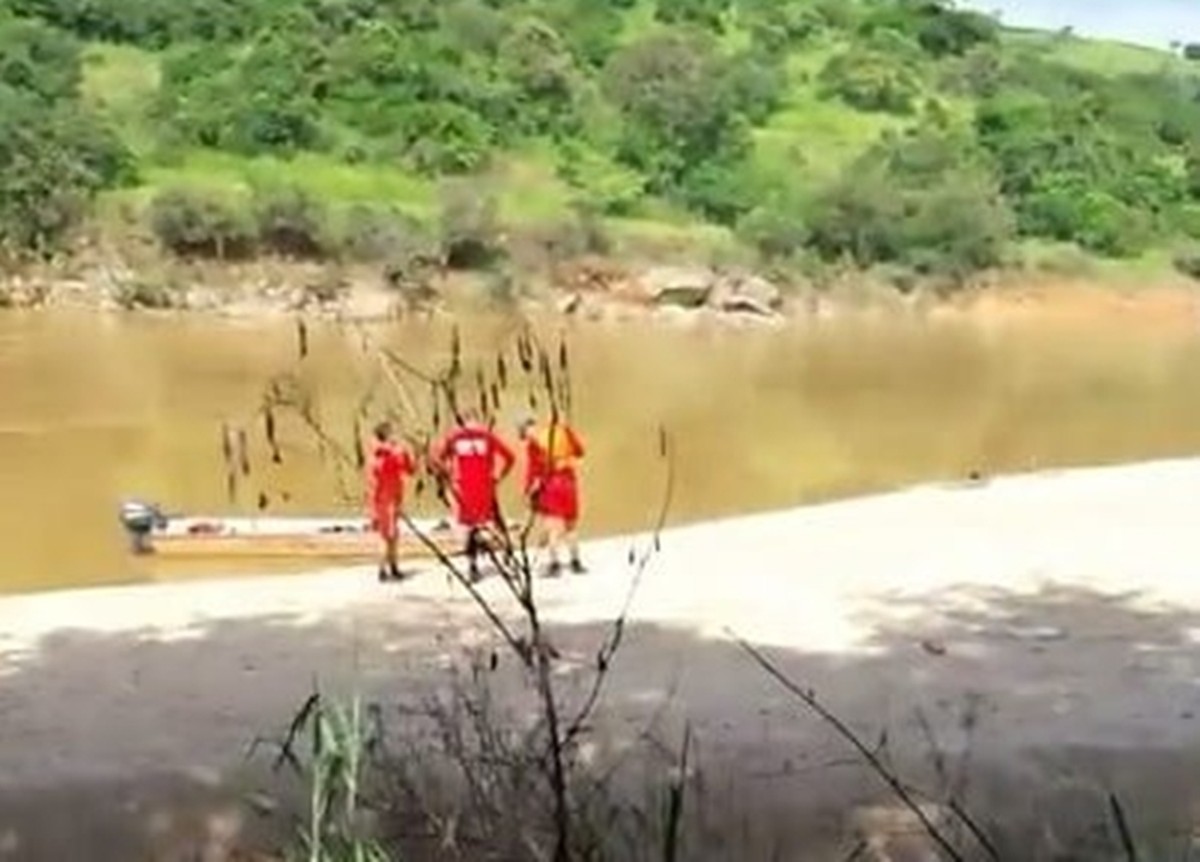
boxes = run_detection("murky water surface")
[4,307,1200,593]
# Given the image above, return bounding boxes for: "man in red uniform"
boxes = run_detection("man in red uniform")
[367,420,416,582]
[519,412,586,578]
[435,410,516,582]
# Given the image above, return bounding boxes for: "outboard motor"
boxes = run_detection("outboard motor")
[119,499,166,555]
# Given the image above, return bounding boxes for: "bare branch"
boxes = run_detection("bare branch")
[728,634,967,862]
[1110,793,1140,862]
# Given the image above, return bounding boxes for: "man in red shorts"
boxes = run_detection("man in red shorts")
[367,420,416,582]
[519,411,586,578]
[435,410,516,582]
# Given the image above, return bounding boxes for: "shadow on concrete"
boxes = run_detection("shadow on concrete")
[3,583,1200,860]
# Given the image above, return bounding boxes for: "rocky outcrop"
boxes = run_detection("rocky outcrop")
[637,266,716,308]
[0,276,51,309]
[0,254,800,327]
[715,274,782,314]
[709,274,783,316]
[543,262,791,325]
[621,266,786,321]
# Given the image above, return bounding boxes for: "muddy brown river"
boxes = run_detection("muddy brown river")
[4,304,1200,594]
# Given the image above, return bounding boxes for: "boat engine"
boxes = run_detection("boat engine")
[118,499,166,554]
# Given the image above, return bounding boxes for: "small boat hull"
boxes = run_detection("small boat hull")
[123,508,470,561]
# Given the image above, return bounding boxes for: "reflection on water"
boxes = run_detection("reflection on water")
[3,307,1200,594]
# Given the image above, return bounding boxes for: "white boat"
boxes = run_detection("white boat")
[118,501,469,561]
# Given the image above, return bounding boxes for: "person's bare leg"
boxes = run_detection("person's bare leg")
[386,535,404,579]
[542,517,565,577]
[379,527,406,581]
[566,523,585,573]
[530,514,549,570]
[466,527,484,583]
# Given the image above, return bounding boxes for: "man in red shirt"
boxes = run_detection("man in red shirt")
[435,410,516,582]
[367,420,416,582]
[519,412,586,577]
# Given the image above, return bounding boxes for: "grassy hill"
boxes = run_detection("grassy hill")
[74,18,912,220]
[5,0,1200,284]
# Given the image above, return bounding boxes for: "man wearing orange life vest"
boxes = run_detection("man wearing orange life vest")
[518,412,586,577]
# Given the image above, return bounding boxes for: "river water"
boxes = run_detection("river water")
[3,305,1200,594]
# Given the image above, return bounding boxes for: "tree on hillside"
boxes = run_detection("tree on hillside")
[0,14,132,256]
[941,44,1004,97]
[148,187,256,259]
[388,102,495,175]
[439,0,507,56]
[914,5,998,57]
[531,0,630,68]
[819,47,921,114]
[603,29,747,204]
[654,0,731,32]
[806,126,1015,277]
[498,16,581,136]
[975,82,1182,255]
[1185,149,1200,200]
[1184,43,1200,61]
[10,0,262,46]
[156,29,325,155]
[0,88,133,256]
[724,47,786,123]
[0,14,81,103]
[736,0,824,54]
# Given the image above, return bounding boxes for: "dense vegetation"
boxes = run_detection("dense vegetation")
[3,0,1200,282]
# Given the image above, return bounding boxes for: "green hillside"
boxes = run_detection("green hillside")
[4,0,1200,282]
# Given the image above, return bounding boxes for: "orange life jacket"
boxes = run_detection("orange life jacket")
[529,423,583,474]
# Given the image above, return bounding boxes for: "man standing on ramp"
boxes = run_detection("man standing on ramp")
[367,420,416,583]
[519,411,587,578]
[435,410,516,583]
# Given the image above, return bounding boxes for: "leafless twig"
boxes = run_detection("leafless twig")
[728,633,967,862]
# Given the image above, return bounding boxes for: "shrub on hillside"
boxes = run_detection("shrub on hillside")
[738,0,824,53]
[1186,149,1200,201]
[556,141,645,216]
[915,8,998,57]
[738,198,808,262]
[806,167,905,264]
[895,174,1014,278]
[818,48,919,114]
[1173,204,1200,240]
[337,204,423,263]
[1173,248,1200,280]
[148,187,255,259]
[437,178,504,270]
[1022,186,1153,257]
[382,240,442,307]
[941,45,1004,97]
[653,0,730,31]
[389,102,496,176]
[571,202,612,256]
[114,278,181,310]
[512,202,611,266]
[252,185,331,259]
[676,152,757,224]
[805,128,1016,278]
[725,48,787,124]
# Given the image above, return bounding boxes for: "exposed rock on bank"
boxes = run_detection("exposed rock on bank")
[0,258,791,326]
